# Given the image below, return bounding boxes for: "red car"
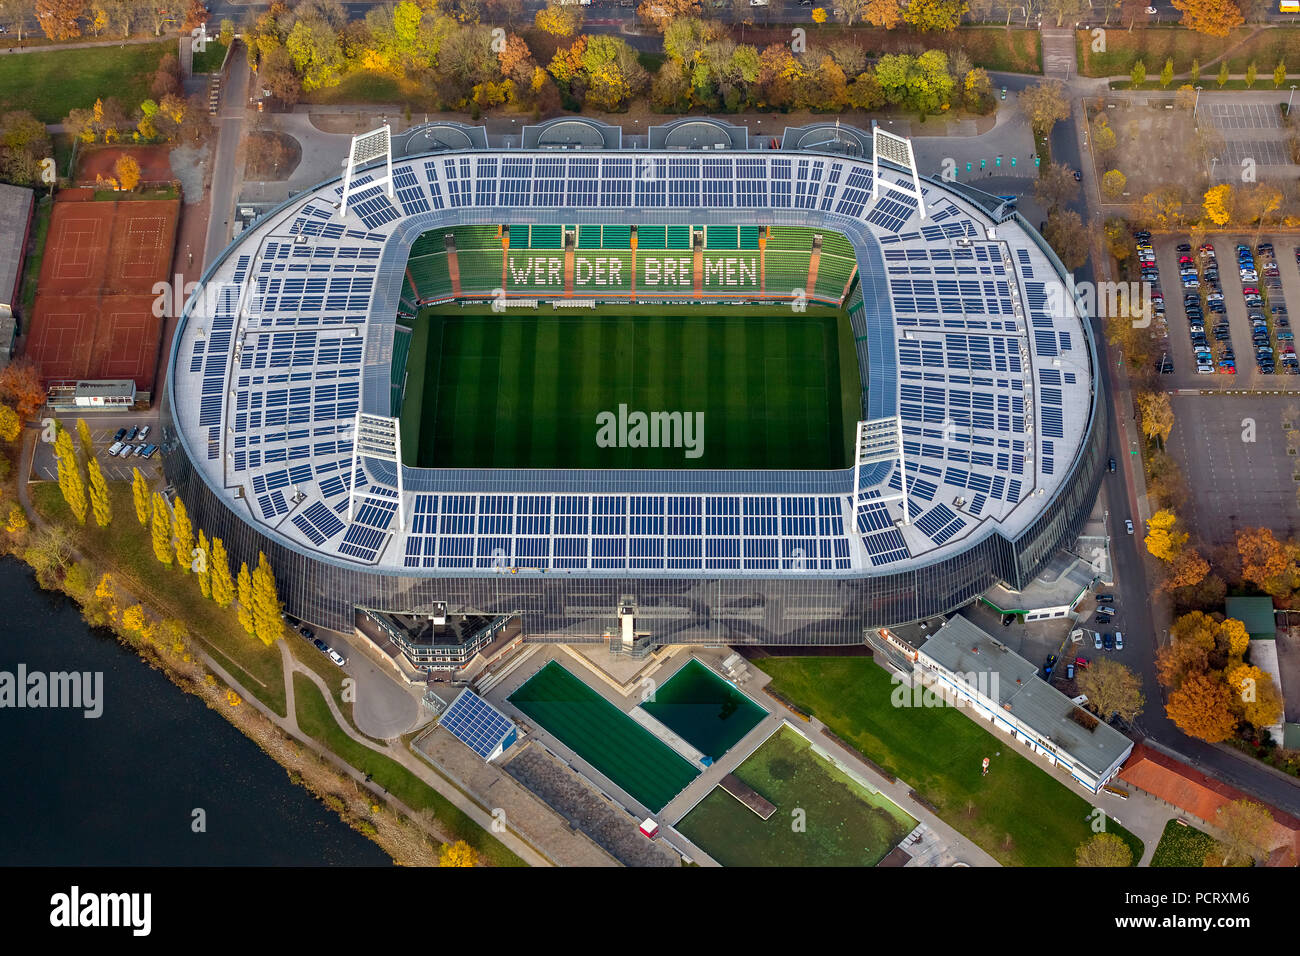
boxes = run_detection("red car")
[1074,656,1090,667]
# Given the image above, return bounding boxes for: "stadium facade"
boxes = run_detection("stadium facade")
[161,119,1107,658]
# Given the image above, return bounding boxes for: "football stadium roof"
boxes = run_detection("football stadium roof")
[168,127,1096,581]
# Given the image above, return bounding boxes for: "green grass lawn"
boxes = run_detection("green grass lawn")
[301,70,439,110]
[756,657,1145,867]
[20,196,52,316]
[0,42,171,123]
[32,481,288,717]
[292,675,524,866]
[1149,819,1219,867]
[401,304,855,470]
[191,39,227,74]
[676,726,917,867]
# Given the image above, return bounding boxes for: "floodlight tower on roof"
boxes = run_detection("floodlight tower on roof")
[871,127,926,220]
[347,412,406,531]
[340,125,395,218]
[852,416,911,526]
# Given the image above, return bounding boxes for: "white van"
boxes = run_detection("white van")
[108,441,125,457]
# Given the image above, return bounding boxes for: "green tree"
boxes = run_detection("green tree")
[1101,168,1127,200]
[1275,59,1287,88]
[1076,832,1133,867]
[195,530,212,599]
[1190,58,1200,85]
[1160,58,1174,89]
[285,15,345,91]
[236,561,255,635]
[86,456,111,528]
[54,428,87,525]
[172,496,195,571]
[1217,60,1229,87]
[210,537,235,608]
[1131,59,1146,89]
[132,467,150,525]
[1245,60,1257,88]
[150,492,173,566]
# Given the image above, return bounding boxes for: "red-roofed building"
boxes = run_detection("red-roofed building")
[1119,742,1300,864]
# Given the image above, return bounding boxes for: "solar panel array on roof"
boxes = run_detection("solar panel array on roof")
[440,690,516,761]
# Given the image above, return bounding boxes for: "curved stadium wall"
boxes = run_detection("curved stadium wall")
[159,141,1107,645]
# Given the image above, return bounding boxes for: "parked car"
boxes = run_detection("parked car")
[142,444,158,458]
[113,428,127,442]
[1096,605,1117,616]
[108,441,124,457]
[1066,662,1075,680]
[126,426,138,441]
[1096,613,1113,625]
[1125,519,1134,534]
[1075,656,1091,667]
[312,638,327,652]
[1115,632,1124,651]
[1103,633,1115,650]
[1093,632,1103,650]
[138,425,150,440]
[1108,457,1116,473]
[328,649,347,667]
[1096,593,1114,603]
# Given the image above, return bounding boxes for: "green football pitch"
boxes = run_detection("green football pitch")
[508,661,700,813]
[398,304,860,470]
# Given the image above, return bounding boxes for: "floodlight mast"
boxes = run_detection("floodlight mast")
[340,125,396,218]
[347,412,406,532]
[853,417,910,526]
[871,128,926,221]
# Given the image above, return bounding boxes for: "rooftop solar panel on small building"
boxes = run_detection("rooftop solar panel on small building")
[440,689,517,761]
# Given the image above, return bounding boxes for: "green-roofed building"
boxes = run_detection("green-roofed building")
[1224,596,1276,640]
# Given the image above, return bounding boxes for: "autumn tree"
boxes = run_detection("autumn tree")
[1101,169,1127,201]
[1203,182,1235,225]
[87,457,111,528]
[1043,209,1088,271]
[195,530,212,598]
[1245,60,1257,89]
[1173,0,1243,36]
[535,1,583,35]
[1275,60,1287,89]
[1236,526,1300,600]
[172,496,195,570]
[637,0,699,32]
[1166,671,1238,742]
[1145,508,1188,562]
[121,604,151,640]
[74,418,94,461]
[35,0,82,40]
[6,502,28,536]
[0,358,46,420]
[132,467,150,525]
[1164,546,1210,593]
[0,405,20,443]
[210,537,235,608]
[236,561,256,635]
[1075,658,1146,722]
[1075,832,1133,867]
[902,0,967,31]
[1225,662,1284,730]
[1033,162,1079,214]
[865,0,902,26]
[1136,390,1174,443]
[1159,57,1174,88]
[1217,60,1229,87]
[1215,800,1274,864]
[115,154,141,192]
[53,428,87,525]
[438,840,480,866]
[151,492,173,566]
[1130,59,1146,88]
[1019,79,1070,137]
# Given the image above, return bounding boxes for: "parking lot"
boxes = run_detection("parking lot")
[31,416,163,483]
[1147,233,1300,390]
[1166,395,1300,550]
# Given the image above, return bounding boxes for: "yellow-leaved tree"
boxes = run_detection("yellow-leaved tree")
[236,561,255,635]
[151,492,173,566]
[1145,509,1188,562]
[195,530,212,599]
[1203,182,1235,226]
[438,840,480,867]
[210,537,235,608]
[172,496,194,570]
[132,467,150,525]
[87,456,111,528]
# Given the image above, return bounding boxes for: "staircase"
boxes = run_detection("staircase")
[1040,27,1077,81]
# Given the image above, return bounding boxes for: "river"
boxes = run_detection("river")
[0,558,390,865]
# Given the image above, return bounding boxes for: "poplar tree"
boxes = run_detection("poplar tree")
[210,537,235,608]
[87,456,112,527]
[132,467,150,525]
[76,418,95,461]
[251,551,283,646]
[54,428,87,525]
[151,492,173,566]
[172,496,194,570]
[195,530,212,599]
[236,561,255,635]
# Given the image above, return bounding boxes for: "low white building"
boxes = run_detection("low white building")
[915,616,1132,793]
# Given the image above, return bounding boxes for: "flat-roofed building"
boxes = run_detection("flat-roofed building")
[915,615,1133,793]
[0,183,35,368]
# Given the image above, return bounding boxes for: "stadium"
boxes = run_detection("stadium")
[160,118,1107,666]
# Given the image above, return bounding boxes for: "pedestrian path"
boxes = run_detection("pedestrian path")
[1040,27,1077,80]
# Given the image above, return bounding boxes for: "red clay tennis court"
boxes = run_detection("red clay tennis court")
[25,196,178,393]
[76,145,173,186]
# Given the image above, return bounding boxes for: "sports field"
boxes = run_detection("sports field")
[641,659,767,761]
[676,726,917,867]
[399,304,860,470]
[507,661,699,813]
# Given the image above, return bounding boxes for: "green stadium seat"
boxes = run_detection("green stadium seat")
[578,225,601,247]
[602,225,631,248]
[738,225,760,250]
[638,225,666,249]
[407,253,454,300]
[529,224,563,247]
[766,226,817,251]
[573,249,633,294]
[702,252,760,295]
[819,231,855,259]
[815,253,857,300]
[666,225,692,250]
[706,225,738,249]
